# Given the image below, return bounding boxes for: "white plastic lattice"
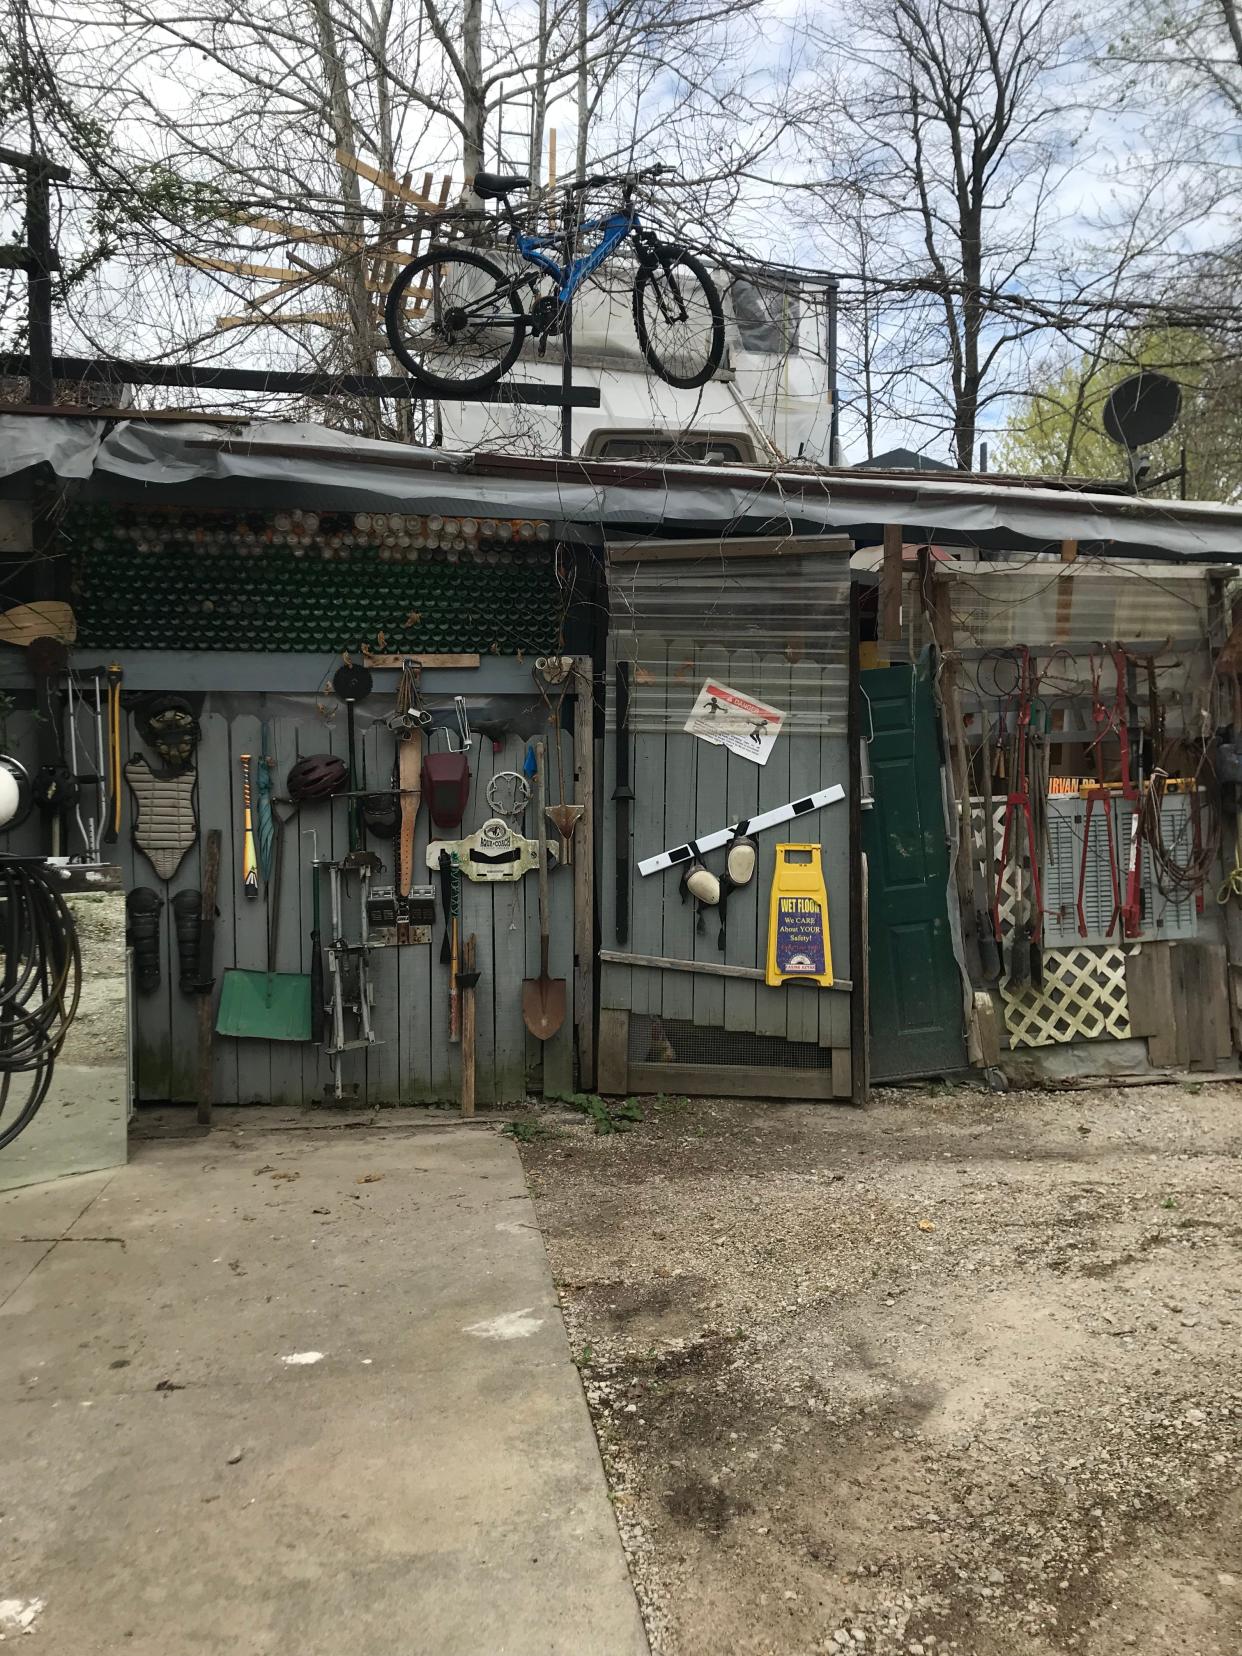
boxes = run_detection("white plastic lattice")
[1001,946,1132,1048]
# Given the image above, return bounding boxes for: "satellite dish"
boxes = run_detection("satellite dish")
[1103,371,1181,449]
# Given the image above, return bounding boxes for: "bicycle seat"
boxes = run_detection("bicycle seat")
[473,171,529,199]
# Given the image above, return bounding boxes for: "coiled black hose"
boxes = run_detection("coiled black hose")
[0,859,82,1153]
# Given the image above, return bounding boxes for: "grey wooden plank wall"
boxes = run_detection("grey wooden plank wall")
[600,635,852,1062]
[1,668,576,1106]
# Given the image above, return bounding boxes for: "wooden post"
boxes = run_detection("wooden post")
[879,522,903,643]
[572,657,596,1088]
[596,1008,629,1095]
[195,828,222,1127]
[460,934,477,1118]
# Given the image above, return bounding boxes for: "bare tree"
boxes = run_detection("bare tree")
[794,0,1086,467]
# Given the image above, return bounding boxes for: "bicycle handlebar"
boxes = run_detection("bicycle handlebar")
[566,164,675,193]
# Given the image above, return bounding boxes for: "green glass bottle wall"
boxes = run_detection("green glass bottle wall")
[68,506,564,655]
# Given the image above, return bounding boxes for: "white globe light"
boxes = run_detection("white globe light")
[0,766,20,829]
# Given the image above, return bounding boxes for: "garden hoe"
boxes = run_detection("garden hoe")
[522,739,565,1040]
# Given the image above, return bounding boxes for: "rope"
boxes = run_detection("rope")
[0,858,82,1152]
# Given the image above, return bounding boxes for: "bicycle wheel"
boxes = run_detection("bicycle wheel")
[632,248,724,390]
[385,248,525,393]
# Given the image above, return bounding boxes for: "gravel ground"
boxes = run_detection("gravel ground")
[519,1082,1242,1656]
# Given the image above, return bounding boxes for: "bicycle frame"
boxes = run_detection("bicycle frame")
[512,208,639,305]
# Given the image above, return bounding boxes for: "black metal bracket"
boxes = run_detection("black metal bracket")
[0,353,600,409]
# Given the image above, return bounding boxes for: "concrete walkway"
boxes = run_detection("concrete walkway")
[0,1117,648,1656]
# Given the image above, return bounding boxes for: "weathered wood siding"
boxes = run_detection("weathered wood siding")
[0,655,576,1106]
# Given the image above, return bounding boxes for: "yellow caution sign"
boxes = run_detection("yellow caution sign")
[766,843,833,987]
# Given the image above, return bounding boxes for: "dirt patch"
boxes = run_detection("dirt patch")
[521,1084,1242,1656]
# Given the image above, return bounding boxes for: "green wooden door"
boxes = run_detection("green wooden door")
[861,658,967,1081]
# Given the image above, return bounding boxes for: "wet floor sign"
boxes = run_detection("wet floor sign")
[766,843,833,987]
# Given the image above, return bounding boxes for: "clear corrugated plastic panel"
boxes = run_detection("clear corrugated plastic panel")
[609,555,851,734]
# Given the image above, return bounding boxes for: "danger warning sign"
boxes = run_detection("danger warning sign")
[684,678,786,766]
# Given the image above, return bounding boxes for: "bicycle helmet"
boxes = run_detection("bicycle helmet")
[287,753,348,802]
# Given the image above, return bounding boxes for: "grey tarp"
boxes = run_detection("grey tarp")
[3,415,1242,560]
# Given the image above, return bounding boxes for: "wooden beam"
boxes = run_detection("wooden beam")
[879,522,903,642]
[178,253,305,282]
[240,212,363,252]
[335,148,442,213]
[597,1008,629,1094]
[609,534,853,564]
[627,1061,838,1101]
[359,651,481,669]
[216,311,350,331]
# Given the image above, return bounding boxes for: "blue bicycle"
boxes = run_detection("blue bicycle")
[384,164,725,394]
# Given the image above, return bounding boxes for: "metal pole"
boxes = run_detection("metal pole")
[826,280,840,465]
[560,294,574,458]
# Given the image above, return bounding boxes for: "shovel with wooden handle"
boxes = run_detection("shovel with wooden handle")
[522,739,566,1041]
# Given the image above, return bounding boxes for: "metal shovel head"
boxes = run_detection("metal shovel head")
[545,803,583,861]
[216,968,313,1042]
[522,973,566,1041]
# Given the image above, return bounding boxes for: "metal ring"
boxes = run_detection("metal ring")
[486,770,531,821]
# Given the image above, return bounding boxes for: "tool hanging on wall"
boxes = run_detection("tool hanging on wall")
[522,739,566,1041]
[438,849,454,967]
[105,662,123,844]
[387,658,432,896]
[766,843,833,987]
[321,852,382,1098]
[449,854,461,1043]
[486,769,531,825]
[90,668,106,855]
[124,756,197,881]
[256,724,277,885]
[216,794,312,1041]
[423,697,472,830]
[304,829,325,1046]
[535,659,583,866]
[27,637,74,856]
[613,660,633,943]
[1111,644,1144,938]
[993,650,1042,990]
[458,935,480,1118]
[239,753,260,899]
[639,784,846,877]
[65,670,97,861]
[333,660,373,851]
[1079,653,1123,939]
[193,827,222,1128]
[126,887,164,993]
[426,817,550,883]
[974,718,1002,981]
